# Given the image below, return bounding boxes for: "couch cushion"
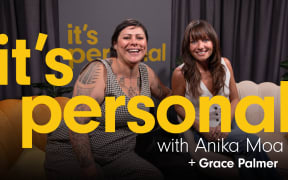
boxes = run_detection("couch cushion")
[237,81,288,174]
[0,110,23,174]
[5,146,46,179]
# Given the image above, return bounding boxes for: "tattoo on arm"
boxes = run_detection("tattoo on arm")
[70,62,103,171]
[70,104,95,169]
[76,86,94,96]
[76,86,95,96]
[70,132,94,168]
[70,62,101,169]
[75,104,90,112]
[79,62,101,85]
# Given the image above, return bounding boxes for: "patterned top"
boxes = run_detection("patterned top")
[46,59,151,166]
[177,58,230,127]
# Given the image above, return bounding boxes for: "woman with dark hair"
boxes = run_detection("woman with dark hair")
[45,19,170,180]
[172,20,280,179]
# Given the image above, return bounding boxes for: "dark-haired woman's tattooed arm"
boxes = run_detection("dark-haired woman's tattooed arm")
[146,65,172,100]
[69,61,106,179]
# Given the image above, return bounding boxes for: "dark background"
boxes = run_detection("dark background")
[1,0,288,100]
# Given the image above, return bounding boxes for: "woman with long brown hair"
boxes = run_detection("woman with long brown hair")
[172,20,280,179]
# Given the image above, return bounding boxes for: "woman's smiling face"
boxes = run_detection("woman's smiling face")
[113,26,147,65]
[189,36,213,62]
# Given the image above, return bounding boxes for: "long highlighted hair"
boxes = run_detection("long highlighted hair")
[181,20,225,98]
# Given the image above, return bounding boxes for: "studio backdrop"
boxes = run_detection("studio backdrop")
[1,0,288,100]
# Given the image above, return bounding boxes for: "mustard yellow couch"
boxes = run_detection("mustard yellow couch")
[0,97,69,180]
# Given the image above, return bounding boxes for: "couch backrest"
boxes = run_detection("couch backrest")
[236,80,281,132]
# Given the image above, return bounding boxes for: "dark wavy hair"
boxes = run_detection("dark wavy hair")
[181,20,225,98]
[110,19,149,58]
